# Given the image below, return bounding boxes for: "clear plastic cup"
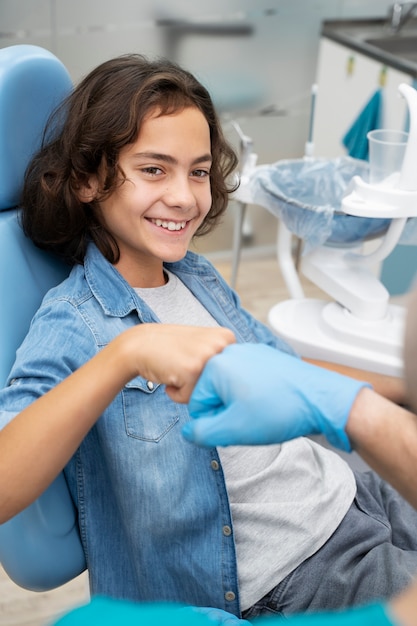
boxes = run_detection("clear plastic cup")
[367,129,408,185]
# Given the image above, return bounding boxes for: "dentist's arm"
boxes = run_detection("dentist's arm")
[345,386,417,510]
[306,358,406,405]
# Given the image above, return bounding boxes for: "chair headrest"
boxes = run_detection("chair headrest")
[0,45,73,210]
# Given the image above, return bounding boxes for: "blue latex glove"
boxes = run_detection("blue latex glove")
[183,344,370,451]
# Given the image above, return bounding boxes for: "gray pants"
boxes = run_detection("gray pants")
[243,470,417,618]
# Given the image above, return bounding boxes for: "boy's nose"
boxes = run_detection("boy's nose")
[163,176,196,210]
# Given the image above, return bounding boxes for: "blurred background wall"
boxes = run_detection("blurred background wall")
[0,0,394,255]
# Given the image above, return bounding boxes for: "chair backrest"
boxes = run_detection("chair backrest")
[0,44,86,590]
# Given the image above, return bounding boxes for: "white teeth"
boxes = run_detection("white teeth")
[153,219,186,231]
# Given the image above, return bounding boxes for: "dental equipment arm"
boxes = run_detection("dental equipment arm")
[398,83,417,192]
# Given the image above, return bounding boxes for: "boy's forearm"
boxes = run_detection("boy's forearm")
[0,323,235,522]
[0,329,137,522]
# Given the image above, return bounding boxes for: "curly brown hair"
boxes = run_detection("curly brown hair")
[21,54,238,265]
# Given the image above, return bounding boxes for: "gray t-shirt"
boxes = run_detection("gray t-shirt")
[135,270,356,611]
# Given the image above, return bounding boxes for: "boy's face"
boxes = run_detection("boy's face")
[93,106,212,287]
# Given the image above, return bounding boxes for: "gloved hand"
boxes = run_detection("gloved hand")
[183,344,370,451]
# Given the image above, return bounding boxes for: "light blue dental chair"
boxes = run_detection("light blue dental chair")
[0,44,86,590]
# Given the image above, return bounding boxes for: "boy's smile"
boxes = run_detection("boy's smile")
[149,218,187,231]
[94,106,212,288]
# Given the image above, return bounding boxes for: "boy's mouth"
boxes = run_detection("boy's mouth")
[150,218,187,231]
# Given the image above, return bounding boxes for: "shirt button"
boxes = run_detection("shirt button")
[225,591,236,602]
[210,460,219,471]
[223,525,232,536]
[146,381,154,391]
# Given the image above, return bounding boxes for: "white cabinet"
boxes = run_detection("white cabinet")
[313,38,412,158]
[313,37,417,297]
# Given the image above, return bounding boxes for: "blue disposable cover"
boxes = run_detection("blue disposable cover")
[246,156,416,253]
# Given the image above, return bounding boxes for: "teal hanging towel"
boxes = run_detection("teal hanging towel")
[342,88,383,160]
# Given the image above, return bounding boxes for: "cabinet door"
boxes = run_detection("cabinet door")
[313,38,411,158]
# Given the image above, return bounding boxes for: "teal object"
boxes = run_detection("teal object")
[342,88,383,160]
[53,598,247,626]
[0,45,87,590]
[381,244,417,296]
[52,598,393,626]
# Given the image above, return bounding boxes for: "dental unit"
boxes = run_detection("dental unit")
[237,82,417,377]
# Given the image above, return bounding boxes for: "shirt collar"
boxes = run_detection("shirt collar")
[83,243,140,318]
[83,243,212,318]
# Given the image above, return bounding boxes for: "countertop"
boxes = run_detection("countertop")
[322,17,417,78]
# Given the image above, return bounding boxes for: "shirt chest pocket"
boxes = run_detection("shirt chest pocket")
[122,376,180,442]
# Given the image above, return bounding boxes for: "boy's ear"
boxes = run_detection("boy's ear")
[76,176,99,203]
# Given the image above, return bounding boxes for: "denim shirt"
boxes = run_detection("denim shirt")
[0,243,294,615]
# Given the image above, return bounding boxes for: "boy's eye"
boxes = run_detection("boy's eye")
[192,169,210,178]
[142,166,163,176]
